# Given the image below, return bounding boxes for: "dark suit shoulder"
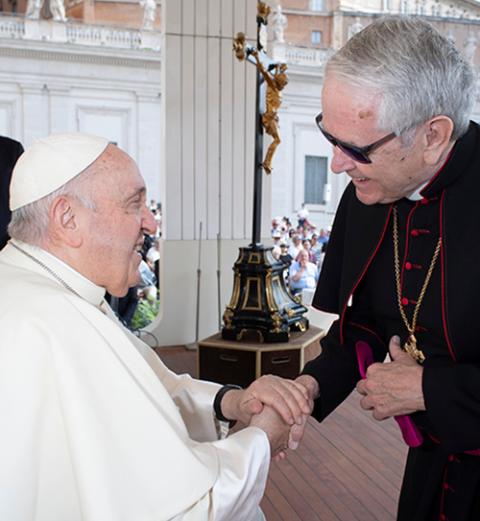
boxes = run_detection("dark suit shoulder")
[0,136,23,163]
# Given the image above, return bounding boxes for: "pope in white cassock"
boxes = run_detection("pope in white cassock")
[0,134,312,521]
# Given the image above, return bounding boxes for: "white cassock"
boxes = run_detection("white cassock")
[0,240,270,521]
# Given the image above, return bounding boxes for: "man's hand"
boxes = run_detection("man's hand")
[220,375,312,427]
[295,374,319,402]
[356,336,425,420]
[250,405,291,458]
[277,374,319,451]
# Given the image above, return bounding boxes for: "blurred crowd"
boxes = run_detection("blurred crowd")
[270,205,330,298]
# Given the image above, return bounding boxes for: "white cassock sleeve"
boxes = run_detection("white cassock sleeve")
[131,335,222,441]
[132,335,271,521]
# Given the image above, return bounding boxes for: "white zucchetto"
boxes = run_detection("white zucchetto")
[10,133,109,211]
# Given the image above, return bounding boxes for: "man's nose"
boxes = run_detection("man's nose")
[142,205,158,235]
[330,145,357,174]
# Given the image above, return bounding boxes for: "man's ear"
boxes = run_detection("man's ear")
[49,196,83,248]
[423,116,454,166]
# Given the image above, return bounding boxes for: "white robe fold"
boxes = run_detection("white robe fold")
[0,241,270,521]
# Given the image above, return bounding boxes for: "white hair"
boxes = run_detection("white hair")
[326,16,475,141]
[8,168,97,245]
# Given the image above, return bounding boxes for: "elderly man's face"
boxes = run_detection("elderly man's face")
[298,250,309,266]
[321,74,433,205]
[81,146,157,296]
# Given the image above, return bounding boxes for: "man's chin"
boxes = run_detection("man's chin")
[355,188,393,206]
[107,285,130,298]
[356,189,379,206]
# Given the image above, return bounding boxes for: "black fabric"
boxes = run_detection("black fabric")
[398,443,480,521]
[303,122,480,520]
[0,136,24,250]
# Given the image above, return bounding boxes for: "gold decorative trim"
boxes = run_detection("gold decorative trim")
[265,271,278,312]
[222,307,234,329]
[295,320,307,333]
[241,276,263,310]
[271,311,283,333]
[248,252,262,264]
[237,329,264,342]
[228,271,241,309]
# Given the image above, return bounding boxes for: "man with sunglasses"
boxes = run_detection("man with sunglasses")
[294,16,480,521]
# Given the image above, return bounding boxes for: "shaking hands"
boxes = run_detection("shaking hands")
[218,374,318,457]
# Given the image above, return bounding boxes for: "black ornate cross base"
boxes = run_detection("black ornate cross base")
[222,245,309,343]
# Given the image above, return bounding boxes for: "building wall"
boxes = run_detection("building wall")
[0,22,162,200]
[75,1,161,29]
[282,13,331,47]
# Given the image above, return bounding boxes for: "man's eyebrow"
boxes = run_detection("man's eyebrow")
[123,187,146,205]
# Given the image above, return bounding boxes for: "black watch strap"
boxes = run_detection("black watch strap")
[213,384,242,427]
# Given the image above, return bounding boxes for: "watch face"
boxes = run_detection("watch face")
[259,25,268,52]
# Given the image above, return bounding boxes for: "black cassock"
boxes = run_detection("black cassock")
[0,136,24,250]
[302,122,480,520]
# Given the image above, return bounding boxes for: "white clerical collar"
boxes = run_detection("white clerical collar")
[7,239,105,308]
[407,180,429,201]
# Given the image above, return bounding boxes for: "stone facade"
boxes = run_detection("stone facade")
[0,15,162,200]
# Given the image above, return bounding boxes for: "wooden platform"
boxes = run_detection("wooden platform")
[155,345,407,521]
[198,326,323,386]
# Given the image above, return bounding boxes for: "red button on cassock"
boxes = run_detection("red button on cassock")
[401,297,409,306]
[405,262,412,270]
[411,229,419,237]
[421,197,429,205]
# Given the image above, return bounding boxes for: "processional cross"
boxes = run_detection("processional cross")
[233,1,288,245]
[221,2,307,343]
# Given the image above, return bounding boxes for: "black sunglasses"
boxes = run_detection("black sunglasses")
[315,112,397,164]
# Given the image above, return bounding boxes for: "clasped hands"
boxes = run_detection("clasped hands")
[219,374,319,458]
[356,336,426,420]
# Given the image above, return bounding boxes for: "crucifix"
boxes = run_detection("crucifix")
[221,2,308,343]
[233,1,288,246]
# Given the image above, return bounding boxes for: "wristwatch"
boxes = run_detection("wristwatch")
[213,384,242,427]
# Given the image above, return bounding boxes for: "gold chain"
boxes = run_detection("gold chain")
[392,206,442,362]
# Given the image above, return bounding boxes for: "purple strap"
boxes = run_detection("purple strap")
[355,340,424,448]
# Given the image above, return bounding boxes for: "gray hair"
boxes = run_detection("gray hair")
[8,168,97,245]
[326,16,475,141]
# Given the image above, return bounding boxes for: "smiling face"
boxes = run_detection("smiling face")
[78,145,157,296]
[321,74,439,205]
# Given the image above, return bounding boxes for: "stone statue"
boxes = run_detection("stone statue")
[446,29,456,46]
[140,0,156,31]
[49,0,66,22]
[347,18,363,41]
[464,34,478,66]
[25,0,43,19]
[272,4,287,44]
[251,49,288,174]
[25,0,66,21]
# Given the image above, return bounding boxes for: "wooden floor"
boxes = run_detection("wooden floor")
[155,346,407,521]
